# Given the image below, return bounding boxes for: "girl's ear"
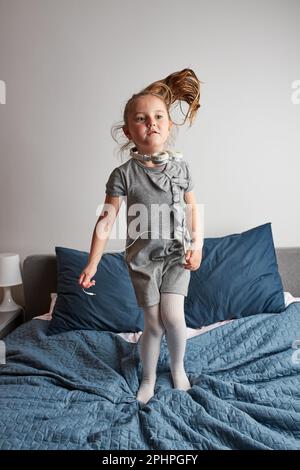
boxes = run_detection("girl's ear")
[123,125,131,140]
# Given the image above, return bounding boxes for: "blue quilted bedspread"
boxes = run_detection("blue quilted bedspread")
[0,302,300,450]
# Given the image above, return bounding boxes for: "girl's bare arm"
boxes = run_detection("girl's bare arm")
[78,194,123,288]
[184,191,203,250]
[88,194,123,267]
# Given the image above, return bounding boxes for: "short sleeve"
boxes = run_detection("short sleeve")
[184,161,194,192]
[105,167,126,196]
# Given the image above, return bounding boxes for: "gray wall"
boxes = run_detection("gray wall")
[0,0,300,306]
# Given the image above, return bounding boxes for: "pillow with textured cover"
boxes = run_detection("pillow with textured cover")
[47,247,144,335]
[184,222,285,328]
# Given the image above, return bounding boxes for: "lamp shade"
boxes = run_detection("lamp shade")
[0,253,23,287]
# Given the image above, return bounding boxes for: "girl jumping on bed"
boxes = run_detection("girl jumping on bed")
[78,68,203,404]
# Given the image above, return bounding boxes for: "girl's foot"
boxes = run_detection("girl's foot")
[172,370,191,391]
[136,378,156,404]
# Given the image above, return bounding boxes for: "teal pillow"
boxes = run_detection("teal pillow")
[47,247,144,335]
[184,223,285,328]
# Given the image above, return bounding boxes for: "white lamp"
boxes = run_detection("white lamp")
[0,253,23,312]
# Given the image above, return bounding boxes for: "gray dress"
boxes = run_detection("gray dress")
[105,156,194,308]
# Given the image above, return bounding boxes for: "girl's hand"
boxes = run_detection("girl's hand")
[183,248,202,271]
[78,264,97,289]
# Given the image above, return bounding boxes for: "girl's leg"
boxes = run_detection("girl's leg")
[137,302,165,404]
[160,292,191,390]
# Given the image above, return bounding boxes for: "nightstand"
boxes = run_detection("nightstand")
[0,307,24,339]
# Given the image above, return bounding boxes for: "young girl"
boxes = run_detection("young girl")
[78,68,203,404]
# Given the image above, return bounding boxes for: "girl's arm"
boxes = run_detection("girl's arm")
[78,194,123,289]
[184,191,203,251]
[87,194,123,267]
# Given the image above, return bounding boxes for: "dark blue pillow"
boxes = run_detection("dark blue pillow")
[184,223,285,328]
[47,247,144,335]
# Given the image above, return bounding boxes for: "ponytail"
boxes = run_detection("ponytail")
[142,68,201,127]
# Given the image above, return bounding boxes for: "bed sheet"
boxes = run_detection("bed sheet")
[0,302,300,450]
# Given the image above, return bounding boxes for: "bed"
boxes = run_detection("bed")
[0,247,300,450]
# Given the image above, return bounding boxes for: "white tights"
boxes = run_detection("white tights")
[136,292,191,404]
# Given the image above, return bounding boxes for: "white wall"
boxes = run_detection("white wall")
[0,0,300,305]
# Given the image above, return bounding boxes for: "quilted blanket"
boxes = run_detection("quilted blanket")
[0,302,300,450]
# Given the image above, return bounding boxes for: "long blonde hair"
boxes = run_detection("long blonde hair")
[111,68,202,160]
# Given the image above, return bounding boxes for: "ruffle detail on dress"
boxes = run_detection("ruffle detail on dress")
[142,162,192,253]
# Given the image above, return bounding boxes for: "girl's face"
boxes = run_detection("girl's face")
[123,95,173,155]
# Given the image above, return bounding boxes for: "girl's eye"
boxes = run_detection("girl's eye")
[135,115,164,122]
